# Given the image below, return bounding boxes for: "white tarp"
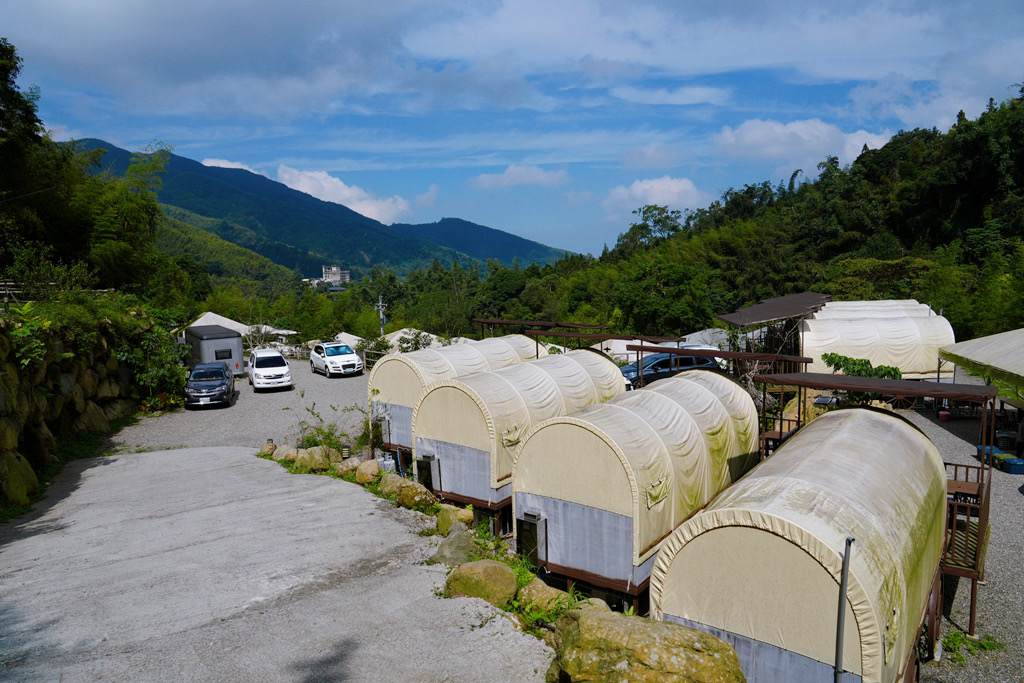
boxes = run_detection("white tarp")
[940,327,1024,388]
[412,350,626,497]
[650,408,946,683]
[802,315,954,378]
[512,371,759,572]
[368,334,547,448]
[810,302,934,319]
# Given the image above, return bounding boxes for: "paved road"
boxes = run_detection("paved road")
[0,364,553,681]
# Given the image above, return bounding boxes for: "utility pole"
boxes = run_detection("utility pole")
[374,295,387,338]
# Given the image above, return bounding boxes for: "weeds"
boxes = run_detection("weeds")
[942,629,1004,664]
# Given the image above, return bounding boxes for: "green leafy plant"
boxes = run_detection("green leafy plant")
[942,629,1004,664]
[821,352,902,404]
[6,302,68,368]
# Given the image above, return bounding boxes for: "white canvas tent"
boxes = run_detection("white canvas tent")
[333,331,364,348]
[181,312,248,337]
[511,371,759,591]
[810,301,935,319]
[368,334,546,449]
[650,408,946,683]
[412,349,626,508]
[940,327,1024,407]
[802,315,954,378]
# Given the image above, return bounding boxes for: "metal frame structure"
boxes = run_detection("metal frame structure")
[753,372,998,637]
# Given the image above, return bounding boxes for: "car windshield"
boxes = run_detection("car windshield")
[325,345,353,357]
[191,369,224,381]
[254,355,287,368]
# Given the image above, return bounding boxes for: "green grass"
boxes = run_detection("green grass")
[942,629,1004,664]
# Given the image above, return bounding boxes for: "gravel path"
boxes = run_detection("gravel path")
[111,360,371,453]
[906,405,1024,682]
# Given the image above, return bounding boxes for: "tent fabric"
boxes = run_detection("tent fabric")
[412,350,626,496]
[650,408,946,683]
[512,370,758,572]
[940,327,1024,388]
[368,334,547,448]
[810,300,935,319]
[801,315,954,378]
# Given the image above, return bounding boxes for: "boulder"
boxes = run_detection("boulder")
[335,457,361,479]
[95,378,120,400]
[103,398,136,422]
[273,445,300,463]
[355,458,380,484]
[1,450,39,506]
[0,417,18,451]
[436,503,459,536]
[379,472,406,497]
[518,577,572,613]
[78,368,99,399]
[309,445,342,464]
[258,441,277,457]
[554,610,745,683]
[444,559,517,608]
[428,523,476,566]
[394,480,437,510]
[71,383,85,414]
[294,448,330,471]
[74,401,110,434]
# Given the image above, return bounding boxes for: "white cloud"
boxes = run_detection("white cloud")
[610,86,730,107]
[276,165,412,224]
[416,184,439,207]
[601,176,708,218]
[203,158,262,175]
[471,164,569,190]
[713,118,891,167]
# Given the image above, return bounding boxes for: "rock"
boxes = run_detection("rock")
[355,458,380,484]
[71,383,85,413]
[258,441,277,457]
[78,369,99,399]
[0,450,39,505]
[103,398,136,422]
[436,504,459,536]
[455,506,474,525]
[519,577,572,613]
[105,356,119,373]
[444,559,517,608]
[394,480,436,510]
[273,445,299,463]
[58,372,77,396]
[0,417,18,451]
[74,401,110,434]
[294,448,330,471]
[95,377,120,400]
[428,523,476,566]
[576,596,611,612]
[379,472,406,497]
[554,610,745,683]
[310,445,342,464]
[335,457,360,478]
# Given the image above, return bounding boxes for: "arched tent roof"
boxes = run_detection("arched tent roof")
[368,334,546,407]
[802,315,954,378]
[650,408,946,683]
[940,327,1024,390]
[412,349,625,490]
[512,371,757,567]
[810,300,935,319]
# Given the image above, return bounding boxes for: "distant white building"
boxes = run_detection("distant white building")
[322,265,351,284]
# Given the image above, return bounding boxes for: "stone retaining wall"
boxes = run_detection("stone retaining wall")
[1,326,137,506]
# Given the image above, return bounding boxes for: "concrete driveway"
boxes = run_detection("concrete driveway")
[0,447,553,681]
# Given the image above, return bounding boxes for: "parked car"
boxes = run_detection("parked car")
[246,348,293,391]
[184,362,236,408]
[620,352,719,388]
[309,342,363,377]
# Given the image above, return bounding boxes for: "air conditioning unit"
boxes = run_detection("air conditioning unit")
[517,511,547,567]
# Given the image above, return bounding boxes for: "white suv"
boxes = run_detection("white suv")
[310,342,363,378]
[246,348,293,391]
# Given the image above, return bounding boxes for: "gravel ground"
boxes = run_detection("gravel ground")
[111,360,371,453]
[907,403,1024,683]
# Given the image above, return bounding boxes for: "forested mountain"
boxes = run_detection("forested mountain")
[72,139,568,278]
[389,218,567,268]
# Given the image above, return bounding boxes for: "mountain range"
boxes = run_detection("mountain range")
[73,139,570,279]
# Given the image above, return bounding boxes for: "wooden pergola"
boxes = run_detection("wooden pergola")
[754,372,999,636]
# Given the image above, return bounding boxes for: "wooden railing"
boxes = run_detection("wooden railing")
[942,460,991,635]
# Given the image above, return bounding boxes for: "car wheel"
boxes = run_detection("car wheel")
[310,360,316,374]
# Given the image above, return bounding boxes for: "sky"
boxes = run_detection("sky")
[5,1,1023,255]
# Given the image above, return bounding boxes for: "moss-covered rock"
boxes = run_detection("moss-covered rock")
[555,610,745,683]
[1,450,39,506]
[444,559,517,608]
[394,480,437,510]
[355,458,380,484]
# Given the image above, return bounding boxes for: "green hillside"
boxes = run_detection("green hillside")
[72,139,567,278]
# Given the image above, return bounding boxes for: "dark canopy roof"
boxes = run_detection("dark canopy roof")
[718,292,832,327]
[754,372,998,402]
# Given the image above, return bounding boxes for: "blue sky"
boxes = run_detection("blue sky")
[5,1,1023,255]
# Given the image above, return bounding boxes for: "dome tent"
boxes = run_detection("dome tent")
[650,408,946,683]
[802,315,954,378]
[368,334,545,449]
[511,371,759,593]
[412,349,625,509]
[809,300,934,319]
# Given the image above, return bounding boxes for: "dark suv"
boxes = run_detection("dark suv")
[620,352,719,388]
[184,362,236,408]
